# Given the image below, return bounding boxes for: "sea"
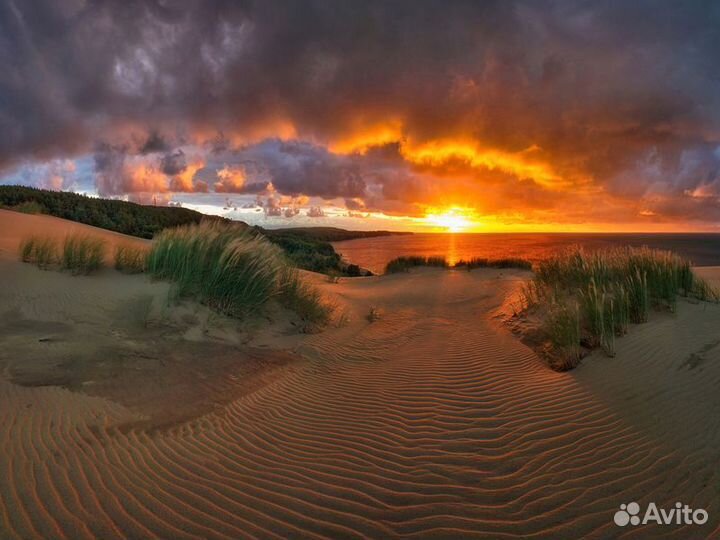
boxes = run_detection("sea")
[332,233,720,275]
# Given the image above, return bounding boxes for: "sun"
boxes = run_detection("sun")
[424,208,473,232]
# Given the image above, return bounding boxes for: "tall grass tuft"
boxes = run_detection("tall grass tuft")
[612,284,630,336]
[147,221,332,322]
[534,246,715,303]
[115,244,148,274]
[529,246,718,368]
[19,236,58,269]
[580,278,605,349]
[625,270,649,323]
[206,235,284,315]
[544,300,581,370]
[61,234,106,274]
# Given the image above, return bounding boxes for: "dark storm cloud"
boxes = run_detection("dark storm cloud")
[3,0,720,223]
[344,198,366,211]
[189,139,369,198]
[237,140,366,198]
[141,132,171,155]
[160,149,187,176]
[93,144,129,196]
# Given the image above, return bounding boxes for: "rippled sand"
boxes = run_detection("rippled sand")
[1,211,720,538]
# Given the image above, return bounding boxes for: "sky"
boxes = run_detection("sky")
[2,0,720,232]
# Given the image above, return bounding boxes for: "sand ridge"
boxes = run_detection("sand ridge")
[0,208,149,260]
[1,213,720,538]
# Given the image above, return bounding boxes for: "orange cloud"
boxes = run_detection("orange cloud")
[214,165,247,193]
[330,119,563,189]
[126,162,170,193]
[170,157,205,192]
[401,139,562,189]
[329,120,404,154]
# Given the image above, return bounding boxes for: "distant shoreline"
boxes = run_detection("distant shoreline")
[262,226,413,243]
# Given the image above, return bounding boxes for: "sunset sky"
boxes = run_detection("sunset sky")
[3,1,720,232]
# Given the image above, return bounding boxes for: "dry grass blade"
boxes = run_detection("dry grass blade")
[61,234,106,274]
[115,244,148,274]
[18,235,58,269]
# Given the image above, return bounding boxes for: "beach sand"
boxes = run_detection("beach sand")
[1,211,720,538]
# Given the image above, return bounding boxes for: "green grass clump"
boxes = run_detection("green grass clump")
[61,234,106,274]
[534,246,714,303]
[527,246,718,369]
[454,257,532,271]
[19,234,105,274]
[385,256,449,273]
[147,222,281,313]
[544,300,581,370]
[19,236,58,269]
[147,221,332,323]
[115,244,148,274]
[625,270,649,323]
[578,278,627,356]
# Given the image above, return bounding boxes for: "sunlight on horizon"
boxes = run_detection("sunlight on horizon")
[423,208,477,232]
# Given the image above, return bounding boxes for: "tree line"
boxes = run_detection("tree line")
[0,186,213,238]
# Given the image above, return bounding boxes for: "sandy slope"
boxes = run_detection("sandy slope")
[0,208,148,259]
[1,213,720,538]
[694,266,720,290]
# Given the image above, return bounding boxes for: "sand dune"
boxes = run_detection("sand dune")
[0,208,148,259]
[1,213,720,538]
[694,266,720,290]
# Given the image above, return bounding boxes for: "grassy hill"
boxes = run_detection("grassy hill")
[0,186,375,275]
[0,185,216,239]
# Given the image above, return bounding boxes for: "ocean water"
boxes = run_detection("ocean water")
[332,233,720,275]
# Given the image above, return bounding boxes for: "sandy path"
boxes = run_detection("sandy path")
[2,265,720,538]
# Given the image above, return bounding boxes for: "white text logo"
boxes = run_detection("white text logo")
[614,502,708,527]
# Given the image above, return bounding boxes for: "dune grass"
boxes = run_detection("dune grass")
[61,234,106,274]
[115,244,148,274]
[147,221,332,323]
[523,246,718,369]
[19,236,58,269]
[19,233,107,274]
[545,300,581,370]
[385,256,449,273]
[147,222,281,314]
[16,223,330,324]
